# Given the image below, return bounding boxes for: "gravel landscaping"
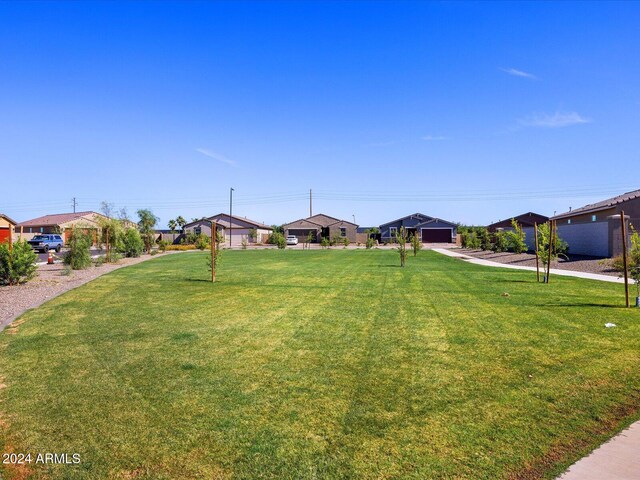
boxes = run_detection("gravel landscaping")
[459,249,621,277]
[0,252,176,331]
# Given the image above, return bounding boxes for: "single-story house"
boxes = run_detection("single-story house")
[283,214,358,243]
[16,211,107,244]
[487,212,549,232]
[380,213,458,243]
[0,213,17,245]
[551,189,640,257]
[487,212,549,251]
[184,214,273,244]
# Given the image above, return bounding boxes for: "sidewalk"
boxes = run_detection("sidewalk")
[557,421,640,480]
[433,248,631,284]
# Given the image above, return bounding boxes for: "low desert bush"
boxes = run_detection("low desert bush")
[0,241,38,285]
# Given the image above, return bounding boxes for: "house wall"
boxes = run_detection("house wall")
[380,216,430,240]
[184,222,270,244]
[328,222,357,243]
[556,222,610,257]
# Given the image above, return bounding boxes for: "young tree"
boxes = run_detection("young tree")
[97,216,123,262]
[64,227,93,270]
[410,231,422,256]
[505,219,527,253]
[137,209,159,254]
[395,227,408,267]
[304,231,314,250]
[627,225,640,305]
[536,222,568,283]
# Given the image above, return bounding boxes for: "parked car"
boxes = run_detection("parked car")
[28,234,64,253]
[286,235,299,245]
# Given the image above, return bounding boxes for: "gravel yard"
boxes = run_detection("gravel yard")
[459,249,621,277]
[0,252,176,331]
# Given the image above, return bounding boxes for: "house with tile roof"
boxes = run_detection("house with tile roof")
[184,213,273,245]
[551,189,640,257]
[16,211,107,244]
[283,213,358,243]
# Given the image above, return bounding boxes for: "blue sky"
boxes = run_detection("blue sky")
[2,1,639,228]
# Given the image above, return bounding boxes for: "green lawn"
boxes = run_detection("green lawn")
[1,250,639,479]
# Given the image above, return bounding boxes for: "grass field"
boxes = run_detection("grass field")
[1,250,639,479]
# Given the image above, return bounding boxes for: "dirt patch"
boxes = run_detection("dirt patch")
[459,249,620,277]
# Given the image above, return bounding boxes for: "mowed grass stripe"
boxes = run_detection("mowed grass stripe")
[0,250,639,479]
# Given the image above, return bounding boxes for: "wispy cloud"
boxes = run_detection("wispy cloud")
[195,148,236,166]
[518,111,591,128]
[500,67,537,80]
[422,135,451,141]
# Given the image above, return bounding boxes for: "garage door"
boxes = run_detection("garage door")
[0,228,9,244]
[422,228,451,243]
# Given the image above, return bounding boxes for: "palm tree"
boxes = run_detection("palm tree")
[168,219,178,234]
[176,216,187,233]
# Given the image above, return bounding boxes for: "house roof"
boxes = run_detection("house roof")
[552,189,640,220]
[282,218,323,230]
[379,213,434,228]
[184,214,272,230]
[308,213,359,227]
[284,213,358,229]
[416,217,458,228]
[17,211,103,228]
[487,212,549,229]
[0,213,17,225]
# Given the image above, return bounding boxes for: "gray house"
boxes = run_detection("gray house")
[283,214,358,243]
[380,213,457,243]
[551,189,640,257]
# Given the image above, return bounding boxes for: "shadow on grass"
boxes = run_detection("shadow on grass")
[540,302,626,309]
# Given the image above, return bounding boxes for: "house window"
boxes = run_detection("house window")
[40,227,43,233]
[389,227,397,238]
[340,227,346,237]
[591,215,597,222]
[567,219,571,224]
[194,227,202,235]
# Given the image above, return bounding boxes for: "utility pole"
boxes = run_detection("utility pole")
[352,214,356,224]
[309,189,313,217]
[71,197,77,213]
[621,211,630,307]
[229,187,234,247]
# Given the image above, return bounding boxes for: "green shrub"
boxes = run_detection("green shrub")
[0,241,38,286]
[479,228,492,251]
[195,234,210,251]
[120,228,144,258]
[94,256,106,267]
[342,236,350,247]
[491,231,508,252]
[64,228,93,270]
[158,239,170,252]
[320,237,330,248]
[505,219,527,253]
[366,237,375,249]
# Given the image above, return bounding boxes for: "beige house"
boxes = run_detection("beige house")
[0,213,17,246]
[283,213,358,243]
[184,214,273,245]
[16,211,108,244]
